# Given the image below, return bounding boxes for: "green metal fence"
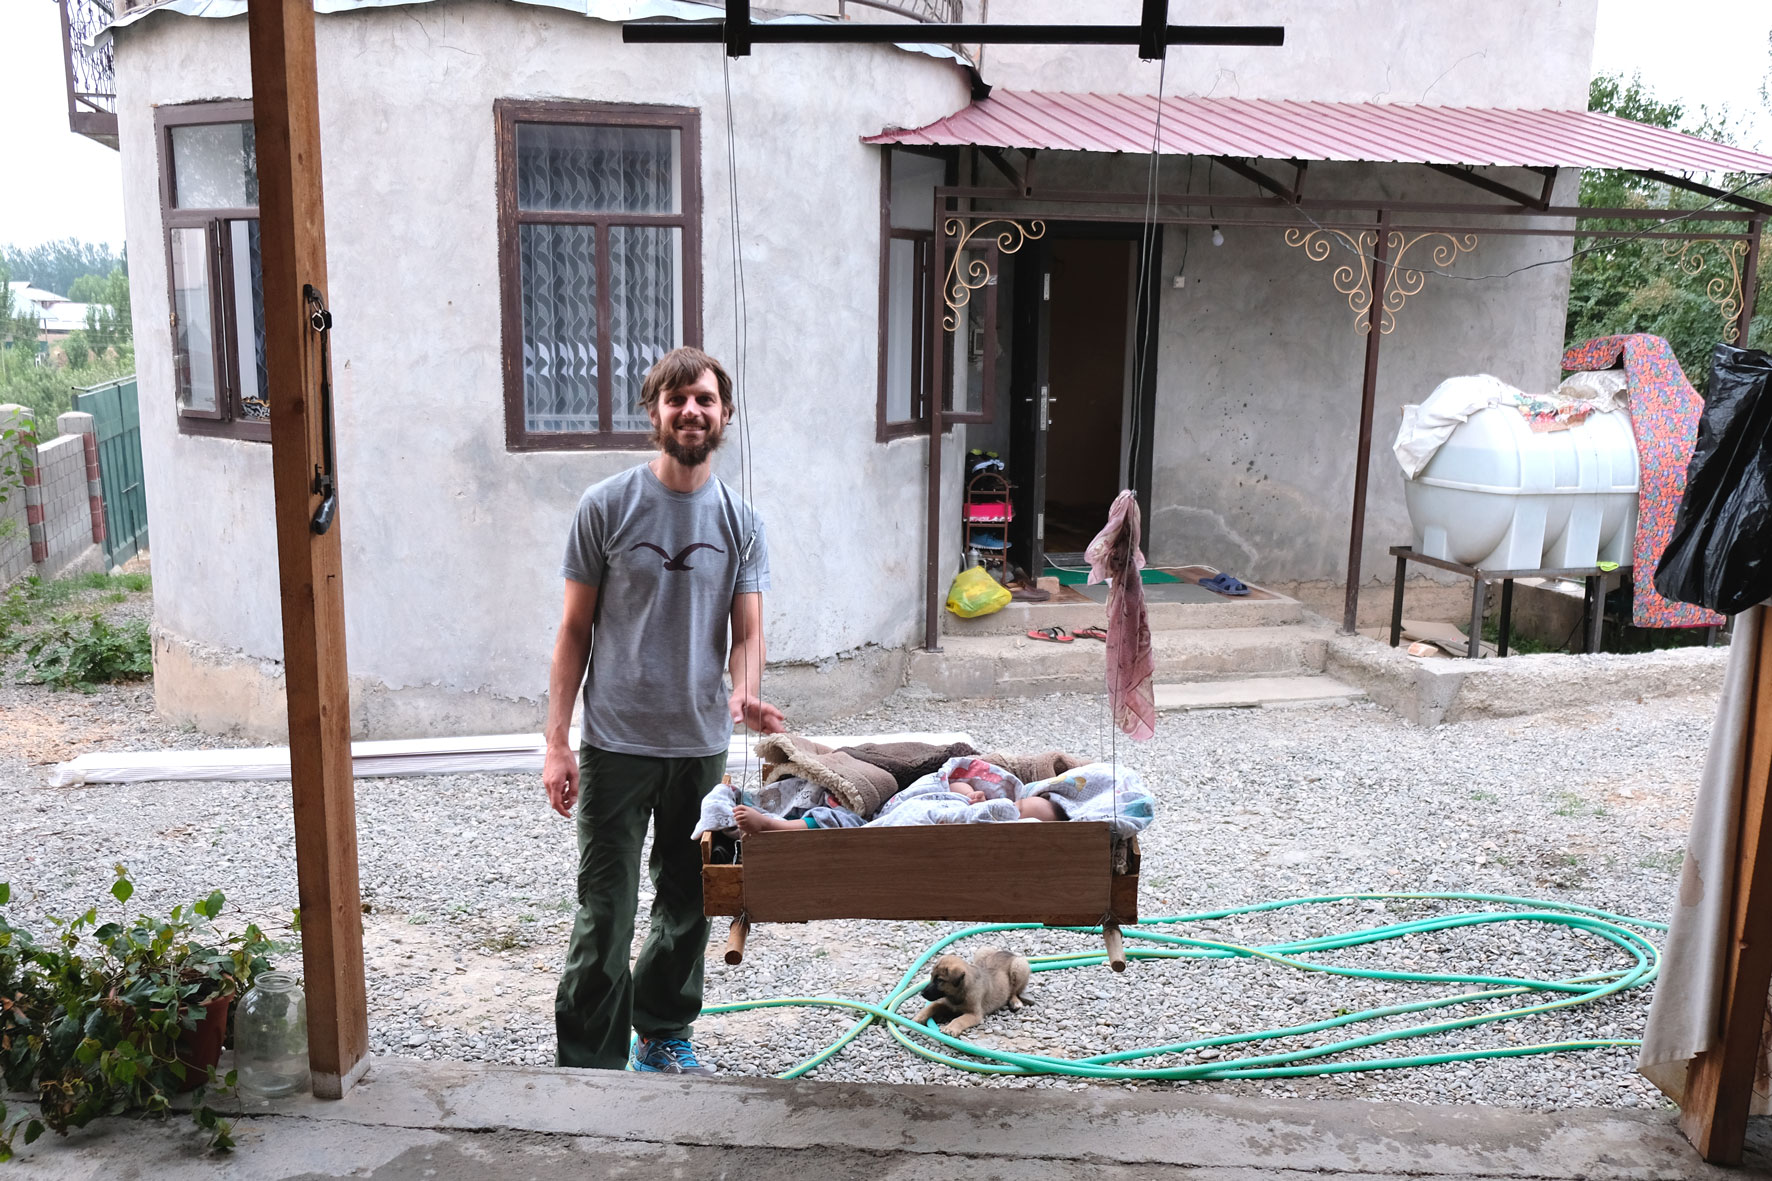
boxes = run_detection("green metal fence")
[72,376,147,568]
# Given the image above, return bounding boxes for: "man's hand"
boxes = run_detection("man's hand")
[544,580,597,820]
[544,745,580,818]
[729,691,785,734]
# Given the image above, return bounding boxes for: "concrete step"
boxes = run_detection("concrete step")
[1154,674,1366,712]
[905,624,1333,701]
[944,593,1302,637]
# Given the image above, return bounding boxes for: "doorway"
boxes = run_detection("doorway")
[1006,226,1159,573]
[1045,238,1132,555]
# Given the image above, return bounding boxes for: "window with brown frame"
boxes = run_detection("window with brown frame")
[157,101,268,442]
[496,100,702,451]
[877,147,964,441]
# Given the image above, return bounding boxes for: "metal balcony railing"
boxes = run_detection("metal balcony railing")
[838,0,966,21]
[58,0,118,149]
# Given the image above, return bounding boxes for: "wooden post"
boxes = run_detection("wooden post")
[1104,925,1127,973]
[1680,608,1772,1164]
[723,918,750,966]
[246,0,369,1100]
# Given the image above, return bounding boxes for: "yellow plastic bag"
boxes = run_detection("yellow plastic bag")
[946,564,1012,618]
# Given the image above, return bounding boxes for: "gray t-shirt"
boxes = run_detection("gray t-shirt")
[562,464,769,758]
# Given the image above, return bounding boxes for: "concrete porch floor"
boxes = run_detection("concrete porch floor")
[12,1056,1772,1179]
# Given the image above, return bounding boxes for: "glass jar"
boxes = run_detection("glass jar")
[234,971,310,1098]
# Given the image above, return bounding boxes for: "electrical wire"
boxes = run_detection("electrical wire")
[721,38,762,793]
[704,892,1665,1082]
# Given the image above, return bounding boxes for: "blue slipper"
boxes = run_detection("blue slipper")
[1200,572,1250,596]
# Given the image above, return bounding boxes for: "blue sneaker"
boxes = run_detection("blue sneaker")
[627,1036,716,1076]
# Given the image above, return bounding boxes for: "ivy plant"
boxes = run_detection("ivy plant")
[16,616,152,690]
[0,868,285,1161]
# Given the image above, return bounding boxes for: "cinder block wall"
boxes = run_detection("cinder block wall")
[0,406,35,584]
[35,435,91,573]
[0,492,29,585]
[0,404,105,588]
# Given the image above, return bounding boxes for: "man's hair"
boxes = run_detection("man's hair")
[640,346,734,417]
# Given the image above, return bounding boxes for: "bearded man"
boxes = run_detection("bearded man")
[543,345,783,1074]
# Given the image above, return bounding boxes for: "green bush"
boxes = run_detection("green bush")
[0,575,152,656]
[0,870,282,1159]
[17,616,152,690]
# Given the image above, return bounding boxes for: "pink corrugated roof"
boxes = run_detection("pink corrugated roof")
[865,91,1772,174]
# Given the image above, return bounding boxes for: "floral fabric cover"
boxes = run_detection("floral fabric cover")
[1561,334,1725,629]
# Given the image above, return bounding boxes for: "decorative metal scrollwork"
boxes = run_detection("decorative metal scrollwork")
[1284,227,1479,335]
[1661,238,1749,343]
[942,217,1046,331]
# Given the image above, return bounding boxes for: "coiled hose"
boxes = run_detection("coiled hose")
[702,892,1665,1081]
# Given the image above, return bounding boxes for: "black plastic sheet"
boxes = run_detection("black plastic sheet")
[1655,344,1772,615]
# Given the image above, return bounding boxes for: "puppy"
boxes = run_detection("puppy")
[913,948,1032,1035]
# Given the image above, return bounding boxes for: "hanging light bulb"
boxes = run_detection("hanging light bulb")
[1210,225,1225,247]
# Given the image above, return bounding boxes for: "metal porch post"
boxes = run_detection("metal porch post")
[246,0,370,1099]
[1341,211,1390,635]
[1736,215,1763,345]
[924,198,948,652]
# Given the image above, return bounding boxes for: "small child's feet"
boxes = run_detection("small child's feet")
[1016,796,1062,822]
[733,805,800,835]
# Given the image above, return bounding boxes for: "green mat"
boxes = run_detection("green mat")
[1043,565,1179,587]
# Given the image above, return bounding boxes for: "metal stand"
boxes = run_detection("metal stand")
[1388,546,1627,658]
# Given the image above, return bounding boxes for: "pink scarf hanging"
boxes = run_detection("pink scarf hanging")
[1085,490,1156,741]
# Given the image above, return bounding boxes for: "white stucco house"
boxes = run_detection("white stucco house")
[82,0,1770,737]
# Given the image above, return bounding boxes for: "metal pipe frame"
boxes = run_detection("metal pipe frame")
[624,19,1285,52]
[915,183,1766,653]
[939,205,1752,243]
[1344,210,1389,635]
[924,186,949,652]
[930,184,1765,223]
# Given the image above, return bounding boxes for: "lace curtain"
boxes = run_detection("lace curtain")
[518,124,682,435]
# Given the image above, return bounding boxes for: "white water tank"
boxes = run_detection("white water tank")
[1403,406,1638,570]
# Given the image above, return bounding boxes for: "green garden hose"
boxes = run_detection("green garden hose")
[702,892,1665,1082]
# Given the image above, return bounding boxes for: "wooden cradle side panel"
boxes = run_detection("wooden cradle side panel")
[735,822,1118,925]
[701,831,746,916]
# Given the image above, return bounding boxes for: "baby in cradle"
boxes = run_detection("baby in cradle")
[732,758,1059,835]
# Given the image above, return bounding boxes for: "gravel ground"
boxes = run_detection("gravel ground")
[0,580,1710,1114]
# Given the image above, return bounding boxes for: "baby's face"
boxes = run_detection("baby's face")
[951,779,986,802]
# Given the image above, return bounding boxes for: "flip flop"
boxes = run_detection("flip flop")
[1199,572,1251,596]
[1027,627,1074,643]
[1074,626,1108,641]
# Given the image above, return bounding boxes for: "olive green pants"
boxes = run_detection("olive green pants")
[554,743,726,1070]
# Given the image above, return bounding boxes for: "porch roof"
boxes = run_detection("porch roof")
[863,91,1772,175]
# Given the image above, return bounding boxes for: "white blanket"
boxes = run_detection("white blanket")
[693,756,1157,839]
[870,758,1154,838]
[1393,370,1630,478]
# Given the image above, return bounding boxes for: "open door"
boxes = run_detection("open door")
[1007,237,1050,577]
[1009,228,1161,571]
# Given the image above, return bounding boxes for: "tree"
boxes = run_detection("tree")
[1569,73,1772,393]
[0,263,130,424]
[0,264,46,382]
[0,240,123,300]
[61,268,133,368]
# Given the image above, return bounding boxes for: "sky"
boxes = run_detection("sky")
[1,0,1769,256]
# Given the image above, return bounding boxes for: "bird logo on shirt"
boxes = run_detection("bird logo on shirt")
[630,542,725,571]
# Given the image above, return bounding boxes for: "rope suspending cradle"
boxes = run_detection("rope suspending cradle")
[704,9,1158,969]
[676,4,1665,1095]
